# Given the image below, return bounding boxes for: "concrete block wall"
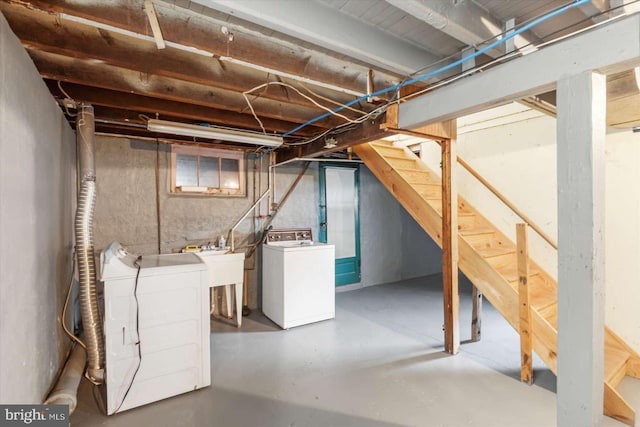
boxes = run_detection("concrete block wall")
[93,137,444,307]
[0,13,76,403]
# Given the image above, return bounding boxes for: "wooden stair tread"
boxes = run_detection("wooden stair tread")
[605,347,631,386]
[476,246,514,259]
[496,264,540,282]
[507,274,557,312]
[540,303,557,329]
[370,141,398,149]
[413,182,440,188]
[395,168,433,184]
[385,154,416,161]
[460,227,494,236]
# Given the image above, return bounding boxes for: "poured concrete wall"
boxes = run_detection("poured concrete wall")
[360,166,442,287]
[0,13,76,403]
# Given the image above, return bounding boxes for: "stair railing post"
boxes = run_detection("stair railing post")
[442,135,460,355]
[516,223,533,384]
[471,286,483,342]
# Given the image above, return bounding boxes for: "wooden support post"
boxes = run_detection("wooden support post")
[442,137,460,355]
[557,71,606,427]
[471,286,482,342]
[517,223,533,384]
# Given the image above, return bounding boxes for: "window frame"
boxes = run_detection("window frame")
[170,145,246,196]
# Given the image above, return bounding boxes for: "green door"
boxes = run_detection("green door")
[319,164,361,286]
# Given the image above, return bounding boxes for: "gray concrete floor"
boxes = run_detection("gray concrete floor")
[72,275,640,426]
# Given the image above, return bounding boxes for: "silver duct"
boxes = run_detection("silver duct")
[75,104,104,384]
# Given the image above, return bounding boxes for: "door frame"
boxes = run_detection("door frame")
[318,163,361,286]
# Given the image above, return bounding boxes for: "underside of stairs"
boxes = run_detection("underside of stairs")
[354,140,640,426]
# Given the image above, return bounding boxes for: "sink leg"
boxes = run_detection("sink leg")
[225,285,233,319]
[235,282,242,328]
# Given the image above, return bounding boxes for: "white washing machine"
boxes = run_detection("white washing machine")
[262,229,335,329]
[99,242,211,415]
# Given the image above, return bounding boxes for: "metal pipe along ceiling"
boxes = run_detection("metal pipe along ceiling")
[75,104,105,384]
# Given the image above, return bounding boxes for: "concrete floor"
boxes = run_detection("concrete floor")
[72,275,640,426]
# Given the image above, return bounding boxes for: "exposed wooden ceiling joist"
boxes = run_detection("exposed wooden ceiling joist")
[0,2,370,115]
[44,80,322,136]
[7,0,401,94]
[194,0,443,76]
[30,48,352,129]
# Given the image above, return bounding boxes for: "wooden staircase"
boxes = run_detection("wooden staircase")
[354,141,640,426]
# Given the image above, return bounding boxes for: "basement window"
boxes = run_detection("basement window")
[170,145,245,196]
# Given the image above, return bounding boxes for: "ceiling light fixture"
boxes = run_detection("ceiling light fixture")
[147,119,284,147]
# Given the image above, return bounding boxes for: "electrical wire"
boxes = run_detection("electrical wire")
[57,80,74,100]
[242,81,361,134]
[113,255,143,414]
[280,0,592,137]
[298,82,367,115]
[281,0,631,147]
[61,251,87,350]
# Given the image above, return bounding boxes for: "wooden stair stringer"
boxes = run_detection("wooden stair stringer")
[355,142,559,372]
[355,141,637,426]
[605,382,636,426]
[606,327,640,380]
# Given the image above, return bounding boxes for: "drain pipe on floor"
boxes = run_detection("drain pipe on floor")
[44,344,86,414]
[75,103,105,384]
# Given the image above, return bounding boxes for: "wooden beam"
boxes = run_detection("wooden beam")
[381,106,456,141]
[45,80,320,136]
[0,3,367,117]
[30,49,346,129]
[517,223,533,385]
[11,0,399,96]
[143,1,165,49]
[276,114,393,162]
[441,135,459,355]
[471,286,482,342]
[399,15,640,130]
[557,70,607,427]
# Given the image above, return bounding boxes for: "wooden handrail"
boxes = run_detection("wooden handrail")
[457,157,558,249]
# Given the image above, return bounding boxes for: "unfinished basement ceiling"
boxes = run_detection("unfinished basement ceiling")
[0,0,638,153]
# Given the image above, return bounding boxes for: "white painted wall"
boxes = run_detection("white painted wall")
[0,13,76,403]
[604,129,640,352]
[360,166,442,287]
[420,102,640,353]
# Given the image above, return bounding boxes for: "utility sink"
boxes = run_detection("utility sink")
[195,250,245,327]
[195,250,244,285]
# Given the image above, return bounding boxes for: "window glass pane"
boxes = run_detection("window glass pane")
[326,168,356,258]
[200,156,220,188]
[175,154,197,186]
[220,158,240,189]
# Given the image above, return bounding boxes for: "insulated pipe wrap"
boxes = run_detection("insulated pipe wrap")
[44,345,86,414]
[75,104,104,383]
